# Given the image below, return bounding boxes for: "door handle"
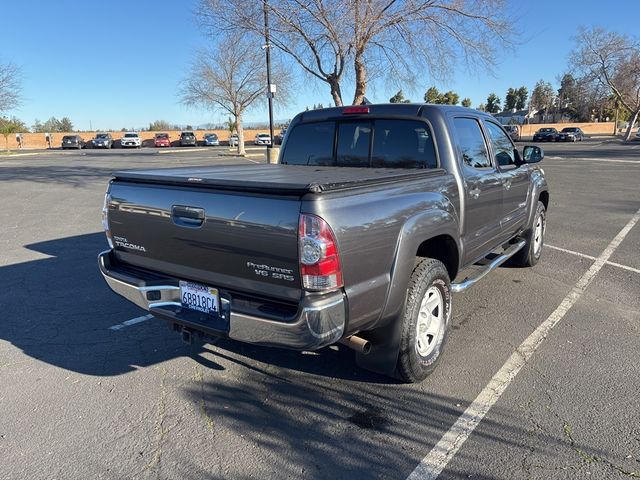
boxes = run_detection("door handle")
[469,187,481,199]
[171,205,205,228]
[503,179,512,190]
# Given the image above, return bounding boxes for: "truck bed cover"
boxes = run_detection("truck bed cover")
[112,164,444,194]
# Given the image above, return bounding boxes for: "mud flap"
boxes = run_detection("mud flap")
[355,316,403,377]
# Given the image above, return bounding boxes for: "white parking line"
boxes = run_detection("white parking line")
[407,207,640,480]
[546,244,596,260]
[547,244,640,275]
[109,314,154,331]
[546,156,640,164]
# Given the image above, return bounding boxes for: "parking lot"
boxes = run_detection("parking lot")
[0,139,638,479]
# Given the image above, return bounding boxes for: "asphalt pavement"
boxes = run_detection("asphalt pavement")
[0,139,638,479]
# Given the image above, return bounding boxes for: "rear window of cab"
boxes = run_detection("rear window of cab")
[281,119,437,169]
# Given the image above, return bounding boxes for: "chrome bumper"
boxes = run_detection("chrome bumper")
[98,250,346,350]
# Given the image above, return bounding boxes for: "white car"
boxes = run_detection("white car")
[254,133,272,146]
[229,134,239,147]
[121,132,142,148]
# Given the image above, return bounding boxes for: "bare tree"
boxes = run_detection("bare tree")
[200,0,350,107]
[571,27,640,141]
[180,37,289,154]
[348,0,511,105]
[199,0,512,106]
[0,61,22,115]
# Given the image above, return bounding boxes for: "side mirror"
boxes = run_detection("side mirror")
[523,145,544,164]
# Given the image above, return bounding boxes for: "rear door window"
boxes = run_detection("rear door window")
[453,118,492,169]
[281,122,335,166]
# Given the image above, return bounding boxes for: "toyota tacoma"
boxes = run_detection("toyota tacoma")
[99,104,549,383]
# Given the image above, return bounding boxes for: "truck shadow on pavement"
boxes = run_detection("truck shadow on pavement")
[180,343,608,480]
[0,232,204,376]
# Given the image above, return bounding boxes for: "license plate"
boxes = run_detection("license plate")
[179,281,219,315]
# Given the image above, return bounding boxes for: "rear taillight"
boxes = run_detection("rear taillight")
[299,214,343,291]
[102,192,114,249]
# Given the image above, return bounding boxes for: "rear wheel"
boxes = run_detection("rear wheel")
[395,258,451,383]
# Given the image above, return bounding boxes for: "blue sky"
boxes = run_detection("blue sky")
[1,0,638,130]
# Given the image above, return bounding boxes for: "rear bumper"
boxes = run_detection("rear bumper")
[98,250,346,350]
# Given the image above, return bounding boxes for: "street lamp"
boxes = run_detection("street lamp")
[263,0,276,163]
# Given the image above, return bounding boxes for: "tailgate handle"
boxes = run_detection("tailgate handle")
[171,205,205,228]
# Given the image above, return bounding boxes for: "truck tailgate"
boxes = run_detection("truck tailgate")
[106,180,302,302]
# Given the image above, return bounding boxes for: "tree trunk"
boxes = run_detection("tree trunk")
[352,53,366,106]
[623,109,639,141]
[236,111,246,155]
[327,75,343,107]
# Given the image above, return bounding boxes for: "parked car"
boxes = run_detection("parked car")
[99,103,549,383]
[557,127,584,142]
[179,131,197,147]
[61,135,85,149]
[274,126,287,145]
[635,128,639,139]
[533,128,559,142]
[229,134,239,147]
[154,133,171,148]
[503,125,520,142]
[121,132,142,148]
[92,133,113,149]
[203,133,219,146]
[254,133,272,146]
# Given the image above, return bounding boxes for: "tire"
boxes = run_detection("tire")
[510,200,546,267]
[395,258,452,383]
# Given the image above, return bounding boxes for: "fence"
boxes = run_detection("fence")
[517,122,615,137]
[3,129,270,150]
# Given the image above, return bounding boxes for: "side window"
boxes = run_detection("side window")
[336,122,372,167]
[371,119,437,169]
[280,122,335,166]
[484,121,516,167]
[452,118,491,169]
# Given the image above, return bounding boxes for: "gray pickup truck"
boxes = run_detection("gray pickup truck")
[99,104,548,382]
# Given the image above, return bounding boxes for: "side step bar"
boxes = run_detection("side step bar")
[451,239,526,293]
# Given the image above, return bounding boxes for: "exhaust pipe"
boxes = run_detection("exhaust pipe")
[339,335,371,355]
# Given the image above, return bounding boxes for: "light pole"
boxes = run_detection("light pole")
[263,0,276,163]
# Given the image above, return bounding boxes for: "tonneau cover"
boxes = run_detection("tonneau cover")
[113,164,443,194]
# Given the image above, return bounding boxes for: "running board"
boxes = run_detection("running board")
[451,239,526,293]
